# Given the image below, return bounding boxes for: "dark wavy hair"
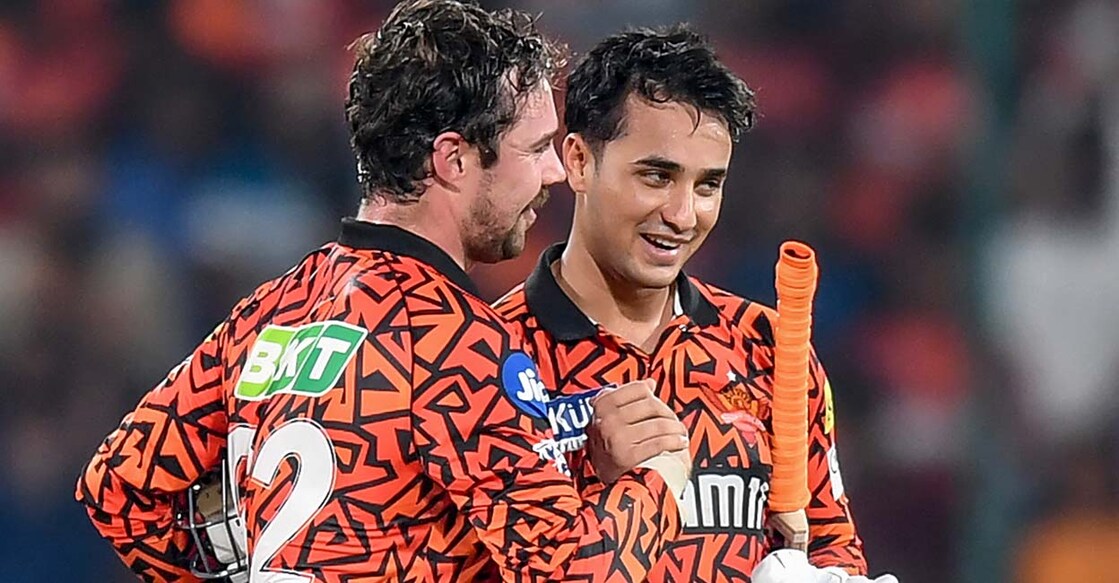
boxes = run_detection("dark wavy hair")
[564,25,756,157]
[345,0,565,202]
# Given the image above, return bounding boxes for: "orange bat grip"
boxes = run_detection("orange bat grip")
[769,241,817,513]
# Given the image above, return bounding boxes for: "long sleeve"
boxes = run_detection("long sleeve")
[76,323,230,582]
[408,312,681,582]
[803,350,867,574]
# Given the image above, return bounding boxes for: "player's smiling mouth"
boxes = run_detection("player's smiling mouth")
[640,234,689,251]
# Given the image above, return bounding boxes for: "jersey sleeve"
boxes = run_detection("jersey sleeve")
[506,328,605,496]
[407,305,681,582]
[804,350,868,574]
[75,319,232,583]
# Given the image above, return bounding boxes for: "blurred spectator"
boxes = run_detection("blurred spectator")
[1013,437,1119,583]
[984,0,1119,447]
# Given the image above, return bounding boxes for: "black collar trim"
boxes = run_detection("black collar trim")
[337,218,480,297]
[524,242,720,341]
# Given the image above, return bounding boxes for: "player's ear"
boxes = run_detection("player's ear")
[562,133,594,195]
[431,131,474,188]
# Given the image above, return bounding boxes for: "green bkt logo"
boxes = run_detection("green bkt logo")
[235,322,367,400]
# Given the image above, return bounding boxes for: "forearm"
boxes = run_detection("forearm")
[77,453,200,582]
[75,334,228,581]
[537,468,681,582]
[804,357,867,574]
[418,400,682,580]
[807,520,867,574]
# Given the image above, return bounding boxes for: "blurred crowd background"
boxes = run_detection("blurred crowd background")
[1,0,1117,581]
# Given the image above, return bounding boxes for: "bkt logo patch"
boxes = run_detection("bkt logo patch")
[235,322,367,400]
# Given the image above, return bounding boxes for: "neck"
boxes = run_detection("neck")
[356,196,471,270]
[556,232,675,349]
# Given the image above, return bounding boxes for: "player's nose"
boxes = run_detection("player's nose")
[661,184,698,233]
[541,144,567,186]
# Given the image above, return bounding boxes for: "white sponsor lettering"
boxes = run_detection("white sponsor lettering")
[241,340,283,385]
[532,438,571,475]
[828,446,845,500]
[681,472,768,531]
[273,337,316,380]
[307,337,351,381]
[516,368,548,404]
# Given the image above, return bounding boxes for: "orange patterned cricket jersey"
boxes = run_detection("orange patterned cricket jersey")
[76,220,681,582]
[494,243,868,582]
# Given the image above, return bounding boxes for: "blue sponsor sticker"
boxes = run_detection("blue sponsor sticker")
[544,388,603,443]
[500,351,548,418]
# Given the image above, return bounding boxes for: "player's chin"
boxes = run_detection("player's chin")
[630,262,682,289]
[471,219,531,264]
[520,205,539,230]
[629,246,688,287]
[495,228,528,262]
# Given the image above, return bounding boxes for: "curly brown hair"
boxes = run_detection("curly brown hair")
[345,0,565,203]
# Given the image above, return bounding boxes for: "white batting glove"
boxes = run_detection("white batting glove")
[752,549,899,583]
[751,549,836,583]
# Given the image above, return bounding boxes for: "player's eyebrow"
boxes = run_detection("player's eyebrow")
[527,129,558,151]
[634,156,727,180]
[700,168,728,182]
[632,156,683,173]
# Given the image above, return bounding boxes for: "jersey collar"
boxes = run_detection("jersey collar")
[524,242,720,342]
[338,218,480,297]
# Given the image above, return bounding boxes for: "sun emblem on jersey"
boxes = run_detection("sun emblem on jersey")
[717,368,754,412]
[720,410,765,447]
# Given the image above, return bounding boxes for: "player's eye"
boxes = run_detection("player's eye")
[696,180,724,196]
[639,171,671,187]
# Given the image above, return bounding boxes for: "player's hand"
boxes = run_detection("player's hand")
[823,567,899,583]
[752,549,833,583]
[752,549,900,583]
[585,379,691,486]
